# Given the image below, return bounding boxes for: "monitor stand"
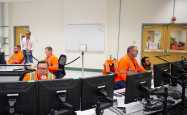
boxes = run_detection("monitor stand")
[49,90,76,115]
[7,93,20,115]
[139,83,169,115]
[95,88,113,115]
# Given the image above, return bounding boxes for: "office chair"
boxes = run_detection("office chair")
[55,54,67,79]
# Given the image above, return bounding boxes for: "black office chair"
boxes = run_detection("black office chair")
[0,52,6,64]
[54,54,67,79]
[59,54,67,69]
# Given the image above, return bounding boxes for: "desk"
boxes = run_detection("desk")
[64,70,102,79]
[0,64,31,82]
[0,67,184,115]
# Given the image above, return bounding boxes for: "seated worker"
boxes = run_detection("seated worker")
[7,45,24,64]
[141,56,152,71]
[23,61,55,81]
[115,46,145,89]
[45,46,65,78]
[45,46,59,73]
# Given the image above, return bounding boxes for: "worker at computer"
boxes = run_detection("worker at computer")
[115,45,145,89]
[45,46,59,74]
[23,61,55,81]
[7,45,24,64]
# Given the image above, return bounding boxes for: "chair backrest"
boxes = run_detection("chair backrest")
[0,52,6,64]
[58,54,67,69]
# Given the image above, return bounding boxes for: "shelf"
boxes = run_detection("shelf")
[169,50,187,53]
[144,49,164,53]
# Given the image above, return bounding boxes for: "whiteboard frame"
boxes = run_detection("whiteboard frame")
[64,23,105,53]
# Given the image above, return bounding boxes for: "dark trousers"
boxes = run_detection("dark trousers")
[114,80,126,90]
[23,50,33,64]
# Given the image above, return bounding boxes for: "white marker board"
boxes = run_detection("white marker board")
[64,24,105,52]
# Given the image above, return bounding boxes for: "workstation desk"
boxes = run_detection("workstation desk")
[0,66,184,115]
[0,64,32,81]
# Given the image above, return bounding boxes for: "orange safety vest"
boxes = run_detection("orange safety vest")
[23,71,55,81]
[103,59,118,74]
[7,51,24,64]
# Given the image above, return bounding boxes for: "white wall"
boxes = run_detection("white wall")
[7,0,187,69]
[0,3,3,26]
[63,0,108,69]
[8,0,65,59]
[0,3,9,53]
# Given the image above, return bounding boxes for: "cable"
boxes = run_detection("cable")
[65,56,80,66]
[31,55,39,62]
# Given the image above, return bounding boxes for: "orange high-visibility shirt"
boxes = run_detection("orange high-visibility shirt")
[23,71,55,81]
[7,51,24,64]
[45,55,59,73]
[115,55,145,82]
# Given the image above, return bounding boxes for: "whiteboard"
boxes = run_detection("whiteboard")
[64,24,105,52]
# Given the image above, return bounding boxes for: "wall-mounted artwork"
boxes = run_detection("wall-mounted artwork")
[169,30,186,50]
[146,30,161,50]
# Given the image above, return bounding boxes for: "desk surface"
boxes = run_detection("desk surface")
[0,66,104,82]
[64,70,103,79]
[0,65,102,76]
[0,65,28,71]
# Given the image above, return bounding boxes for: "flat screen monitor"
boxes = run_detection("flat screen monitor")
[125,72,152,104]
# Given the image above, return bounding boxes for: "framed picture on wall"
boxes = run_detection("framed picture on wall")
[146,30,161,50]
[169,30,187,51]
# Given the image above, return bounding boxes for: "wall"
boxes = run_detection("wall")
[8,0,65,60]
[8,0,112,68]
[0,3,3,41]
[7,0,187,69]
[0,3,3,26]
[0,3,9,53]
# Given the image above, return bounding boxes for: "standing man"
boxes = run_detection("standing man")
[115,46,145,89]
[21,31,33,64]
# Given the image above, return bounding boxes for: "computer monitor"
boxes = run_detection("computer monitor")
[0,52,6,64]
[171,61,187,78]
[0,81,37,115]
[153,63,171,87]
[38,79,81,115]
[81,74,114,111]
[125,72,152,104]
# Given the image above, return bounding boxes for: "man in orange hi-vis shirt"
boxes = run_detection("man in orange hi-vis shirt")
[115,46,145,89]
[23,61,55,81]
[45,46,59,74]
[7,45,24,64]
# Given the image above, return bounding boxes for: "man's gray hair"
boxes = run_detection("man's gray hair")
[127,45,137,53]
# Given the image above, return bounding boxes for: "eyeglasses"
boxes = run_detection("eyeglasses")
[37,67,48,70]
